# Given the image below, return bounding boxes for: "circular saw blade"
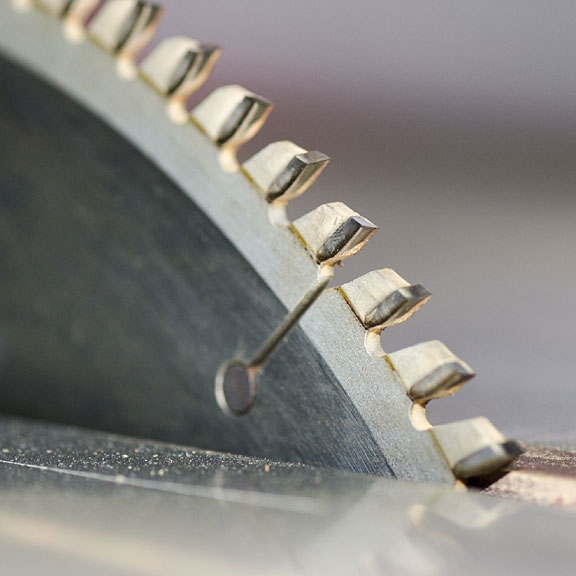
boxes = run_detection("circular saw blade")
[0,2,520,484]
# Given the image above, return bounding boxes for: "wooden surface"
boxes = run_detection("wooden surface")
[486,446,576,510]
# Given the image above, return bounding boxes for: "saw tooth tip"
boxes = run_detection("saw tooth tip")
[33,0,67,15]
[292,202,377,265]
[35,0,100,42]
[340,268,431,333]
[389,340,475,402]
[140,36,222,123]
[433,417,522,482]
[88,0,164,79]
[243,141,330,207]
[192,85,273,171]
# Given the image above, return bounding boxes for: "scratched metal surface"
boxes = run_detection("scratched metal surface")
[0,417,575,576]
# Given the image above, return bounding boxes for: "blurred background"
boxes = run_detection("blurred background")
[156,1,575,444]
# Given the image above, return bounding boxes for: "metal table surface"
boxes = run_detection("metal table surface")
[0,416,575,576]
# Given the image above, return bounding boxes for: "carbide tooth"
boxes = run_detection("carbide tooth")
[292,202,378,264]
[243,141,330,204]
[88,0,163,79]
[433,417,523,481]
[36,0,99,41]
[389,340,475,402]
[340,268,431,331]
[192,85,273,172]
[36,0,100,42]
[35,0,71,14]
[140,36,222,124]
